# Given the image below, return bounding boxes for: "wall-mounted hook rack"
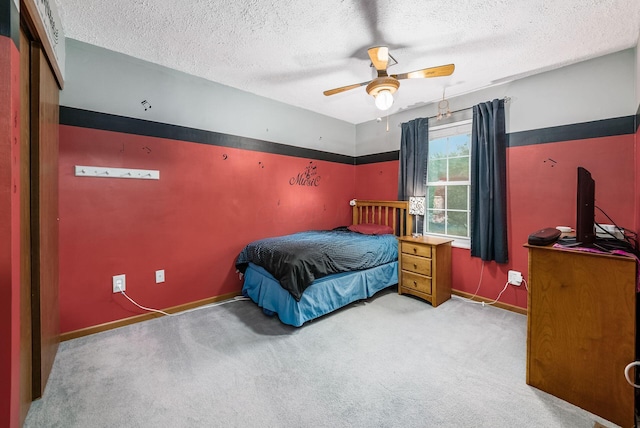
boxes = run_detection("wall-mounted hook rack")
[75,166,160,180]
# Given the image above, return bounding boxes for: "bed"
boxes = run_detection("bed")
[236,200,411,326]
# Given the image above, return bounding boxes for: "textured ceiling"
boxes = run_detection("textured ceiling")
[55,0,640,124]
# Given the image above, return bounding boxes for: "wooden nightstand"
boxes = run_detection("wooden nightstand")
[397,236,453,307]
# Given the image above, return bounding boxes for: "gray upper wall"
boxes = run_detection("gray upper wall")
[61,39,637,159]
[60,39,357,157]
[356,48,638,156]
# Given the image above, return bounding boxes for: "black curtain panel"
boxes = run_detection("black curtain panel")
[398,118,429,233]
[470,99,508,263]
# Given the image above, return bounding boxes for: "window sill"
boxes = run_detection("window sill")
[425,234,470,249]
[451,240,470,250]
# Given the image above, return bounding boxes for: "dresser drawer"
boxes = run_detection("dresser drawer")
[401,242,432,258]
[401,254,432,276]
[401,270,432,295]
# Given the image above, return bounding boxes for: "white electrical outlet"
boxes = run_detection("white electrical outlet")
[508,270,523,286]
[112,274,126,293]
[155,269,165,284]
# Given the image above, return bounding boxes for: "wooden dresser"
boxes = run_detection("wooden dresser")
[526,244,637,428]
[398,236,453,307]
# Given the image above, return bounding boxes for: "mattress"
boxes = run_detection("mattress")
[236,229,398,301]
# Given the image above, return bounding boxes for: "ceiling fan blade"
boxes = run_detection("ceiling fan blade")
[368,46,389,71]
[392,64,455,80]
[323,80,370,96]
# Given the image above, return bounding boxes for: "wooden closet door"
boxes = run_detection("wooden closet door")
[29,43,60,399]
[18,1,62,419]
[19,24,33,425]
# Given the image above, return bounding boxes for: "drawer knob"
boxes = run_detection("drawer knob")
[413,263,417,269]
[413,247,417,253]
[413,281,417,286]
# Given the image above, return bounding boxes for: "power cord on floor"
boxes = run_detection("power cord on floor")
[119,291,250,317]
[461,260,526,307]
[178,295,250,315]
[484,281,510,306]
[121,291,174,316]
[465,260,485,302]
[463,281,510,307]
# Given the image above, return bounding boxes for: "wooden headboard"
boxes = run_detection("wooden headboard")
[352,200,412,237]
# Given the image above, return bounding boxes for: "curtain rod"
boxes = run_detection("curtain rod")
[426,96,511,120]
[396,96,511,126]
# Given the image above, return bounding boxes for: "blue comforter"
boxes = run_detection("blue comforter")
[236,229,398,301]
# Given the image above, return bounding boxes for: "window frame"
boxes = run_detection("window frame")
[424,118,472,249]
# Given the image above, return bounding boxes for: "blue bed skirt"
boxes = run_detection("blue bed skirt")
[242,261,398,327]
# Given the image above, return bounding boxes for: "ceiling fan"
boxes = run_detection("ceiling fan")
[323,46,455,111]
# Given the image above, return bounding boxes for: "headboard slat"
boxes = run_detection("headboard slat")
[351,200,411,237]
[394,209,399,234]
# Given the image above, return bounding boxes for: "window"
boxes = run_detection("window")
[425,119,472,247]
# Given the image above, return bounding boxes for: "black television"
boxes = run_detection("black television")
[575,166,595,246]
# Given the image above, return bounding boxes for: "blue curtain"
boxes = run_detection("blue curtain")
[398,118,429,232]
[470,99,508,263]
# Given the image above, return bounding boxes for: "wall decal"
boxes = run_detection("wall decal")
[543,157,557,167]
[289,161,321,187]
[141,100,152,111]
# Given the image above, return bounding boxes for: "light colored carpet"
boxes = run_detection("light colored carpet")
[25,289,617,427]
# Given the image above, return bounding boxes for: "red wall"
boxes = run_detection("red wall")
[60,112,638,330]
[354,161,399,200]
[356,134,636,309]
[0,35,21,428]
[58,125,356,332]
[502,134,635,300]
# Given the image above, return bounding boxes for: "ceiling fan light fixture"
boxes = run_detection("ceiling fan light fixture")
[374,90,394,110]
[367,77,400,111]
[322,47,455,114]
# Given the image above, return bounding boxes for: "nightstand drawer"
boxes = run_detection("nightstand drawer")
[401,271,432,295]
[401,254,432,276]
[401,242,432,258]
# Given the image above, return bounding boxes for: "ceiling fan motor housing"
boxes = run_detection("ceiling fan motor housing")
[366,76,400,97]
